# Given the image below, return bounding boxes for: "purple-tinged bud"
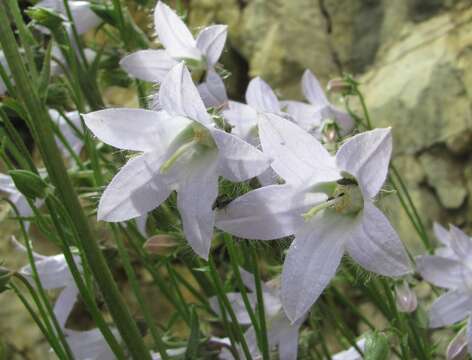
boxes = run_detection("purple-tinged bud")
[143,235,178,256]
[447,327,468,360]
[326,78,351,94]
[395,282,417,313]
[0,266,12,294]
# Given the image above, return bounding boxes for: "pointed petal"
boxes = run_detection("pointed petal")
[176,152,219,259]
[280,100,321,133]
[449,225,472,263]
[120,49,177,83]
[259,113,340,186]
[222,101,258,144]
[54,285,79,328]
[416,255,471,289]
[216,185,324,240]
[345,201,412,277]
[429,290,472,328]
[336,128,392,198]
[195,25,227,67]
[197,70,228,108]
[329,107,355,136]
[135,214,148,238]
[434,222,451,247]
[212,129,270,182]
[98,152,171,222]
[281,213,352,322]
[467,317,472,355]
[21,254,74,289]
[154,1,200,60]
[245,77,280,113]
[210,293,255,325]
[159,63,211,125]
[275,321,301,360]
[69,1,102,34]
[84,109,190,153]
[301,70,329,106]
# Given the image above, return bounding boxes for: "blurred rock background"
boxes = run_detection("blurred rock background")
[187,0,472,255]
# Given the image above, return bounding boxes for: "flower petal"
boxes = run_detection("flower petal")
[120,49,178,83]
[197,70,228,108]
[54,285,79,328]
[195,25,227,67]
[68,1,102,34]
[273,320,301,360]
[84,109,190,153]
[329,107,355,136]
[176,152,219,259]
[258,113,340,186]
[345,201,412,277]
[449,225,472,263]
[281,212,353,322]
[280,100,321,134]
[429,290,472,328]
[301,70,329,107]
[336,128,392,198]
[416,255,471,289]
[98,151,171,222]
[467,317,472,355]
[434,222,451,247]
[245,77,280,113]
[222,101,258,144]
[21,254,75,289]
[154,1,200,60]
[159,63,211,125]
[216,185,323,240]
[212,129,270,182]
[209,293,255,325]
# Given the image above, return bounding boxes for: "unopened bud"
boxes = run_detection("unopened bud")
[395,282,417,313]
[26,7,65,31]
[447,327,468,360]
[326,78,351,94]
[143,235,178,256]
[364,332,390,360]
[9,170,49,200]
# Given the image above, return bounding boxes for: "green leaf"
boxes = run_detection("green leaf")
[364,332,390,360]
[185,306,200,359]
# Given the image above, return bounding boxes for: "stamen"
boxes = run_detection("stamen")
[160,140,197,173]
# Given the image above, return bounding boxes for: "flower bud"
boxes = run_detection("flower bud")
[26,7,65,31]
[143,235,178,256]
[326,78,351,94]
[364,332,390,360]
[395,281,417,313]
[9,170,49,200]
[447,327,468,360]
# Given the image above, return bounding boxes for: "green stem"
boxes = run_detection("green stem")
[0,7,151,359]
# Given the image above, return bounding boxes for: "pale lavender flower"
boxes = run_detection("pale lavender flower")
[63,328,120,360]
[416,225,472,354]
[395,281,417,313]
[216,115,411,321]
[35,0,101,34]
[13,237,81,328]
[49,109,84,158]
[281,70,354,138]
[210,269,306,360]
[84,63,270,259]
[120,0,227,101]
[331,338,366,360]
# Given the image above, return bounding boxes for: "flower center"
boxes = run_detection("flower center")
[160,123,215,173]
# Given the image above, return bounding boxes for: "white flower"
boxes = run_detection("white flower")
[416,225,472,354]
[120,1,227,92]
[281,70,354,138]
[210,269,306,360]
[331,338,366,360]
[64,328,120,360]
[216,115,411,321]
[395,281,417,313]
[49,109,84,158]
[13,237,81,328]
[35,0,101,34]
[84,63,270,259]
[0,174,44,231]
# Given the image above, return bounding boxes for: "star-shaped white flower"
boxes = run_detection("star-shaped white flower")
[13,237,81,328]
[216,115,411,321]
[210,269,306,360]
[120,0,227,101]
[281,70,354,138]
[84,62,270,259]
[416,225,472,354]
[35,0,101,34]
